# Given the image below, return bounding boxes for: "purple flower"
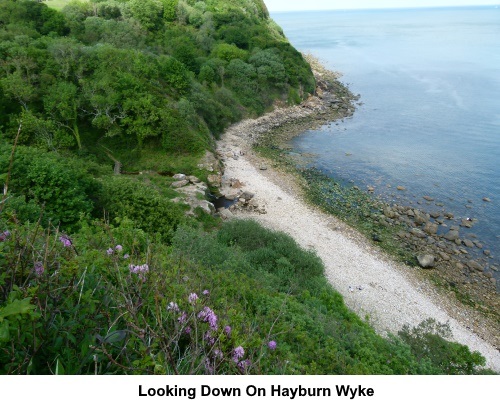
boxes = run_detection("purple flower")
[232,346,244,362]
[197,306,218,330]
[204,358,214,374]
[237,359,252,373]
[202,289,210,296]
[59,235,72,247]
[184,326,192,335]
[268,340,277,350]
[129,263,149,274]
[106,248,114,255]
[224,325,232,336]
[214,349,223,360]
[0,230,10,242]
[123,254,130,259]
[204,331,215,346]
[177,312,187,324]
[188,293,198,304]
[115,245,123,251]
[167,302,179,312]
[34,261,44,276]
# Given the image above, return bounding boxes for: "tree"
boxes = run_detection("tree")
[43,81,82,149]
[124,0,164,31]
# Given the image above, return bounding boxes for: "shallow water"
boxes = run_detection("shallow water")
[272,6,500,274]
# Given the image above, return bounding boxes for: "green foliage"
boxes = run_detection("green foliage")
[0,215,492,375]
[124,0,164,31]
[0,145,101,230]
[398,319,487,374]
[97,175,186,241]
[217,220,324,293]
[162,0,179,21]
[211,43,247,62]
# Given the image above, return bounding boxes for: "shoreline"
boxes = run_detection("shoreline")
[213,60,500,371]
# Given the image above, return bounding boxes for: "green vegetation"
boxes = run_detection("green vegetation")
[0,0,314,159]
[0,0,492,375]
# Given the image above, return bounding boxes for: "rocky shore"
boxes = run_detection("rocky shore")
[191,56,499,370]
[167,55,499,369]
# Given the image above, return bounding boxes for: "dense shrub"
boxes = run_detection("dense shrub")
[97,176,186,241]
[0,145,102,230]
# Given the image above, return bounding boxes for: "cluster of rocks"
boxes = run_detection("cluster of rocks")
[216,176,267,220]
[375,201,499,302]
[169,173,215,215]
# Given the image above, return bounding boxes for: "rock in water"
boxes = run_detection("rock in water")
[467,260,483,272]
[444,230,460,241]
[417,254,435,268]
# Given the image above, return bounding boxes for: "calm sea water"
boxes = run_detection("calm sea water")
[272,6,500,270]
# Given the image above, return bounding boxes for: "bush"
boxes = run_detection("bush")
[398,319,487,374]
[0,146,101,231]
[97,176,186,241]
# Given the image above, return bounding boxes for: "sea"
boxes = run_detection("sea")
[271,6,500,279]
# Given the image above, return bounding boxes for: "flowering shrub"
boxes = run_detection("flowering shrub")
[0,218,489,375]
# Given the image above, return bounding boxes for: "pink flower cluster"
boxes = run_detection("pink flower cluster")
[197,306,218,330]
[107,245,124,255]
[0,230,10,242]
[59,235,72,247]
[232,346,244,362]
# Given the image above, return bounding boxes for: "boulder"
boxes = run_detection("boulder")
[171,180,189,188]
[423,222,438,235]
[173,173,186,180]
[218,208,234,220]
[460,219,474,228]
[438,252,450,261]
[417,254,435,268]
[410,228,426,238]
[240,191,255,201]
[188,175,201,184]
[444,230,460,241]
[207,174,222,188]
[467,260,483,272]
[462,239,474,248]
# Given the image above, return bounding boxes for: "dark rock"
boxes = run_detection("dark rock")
[240,191,255,201]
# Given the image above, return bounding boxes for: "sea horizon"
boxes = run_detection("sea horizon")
[270,4,500,14]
